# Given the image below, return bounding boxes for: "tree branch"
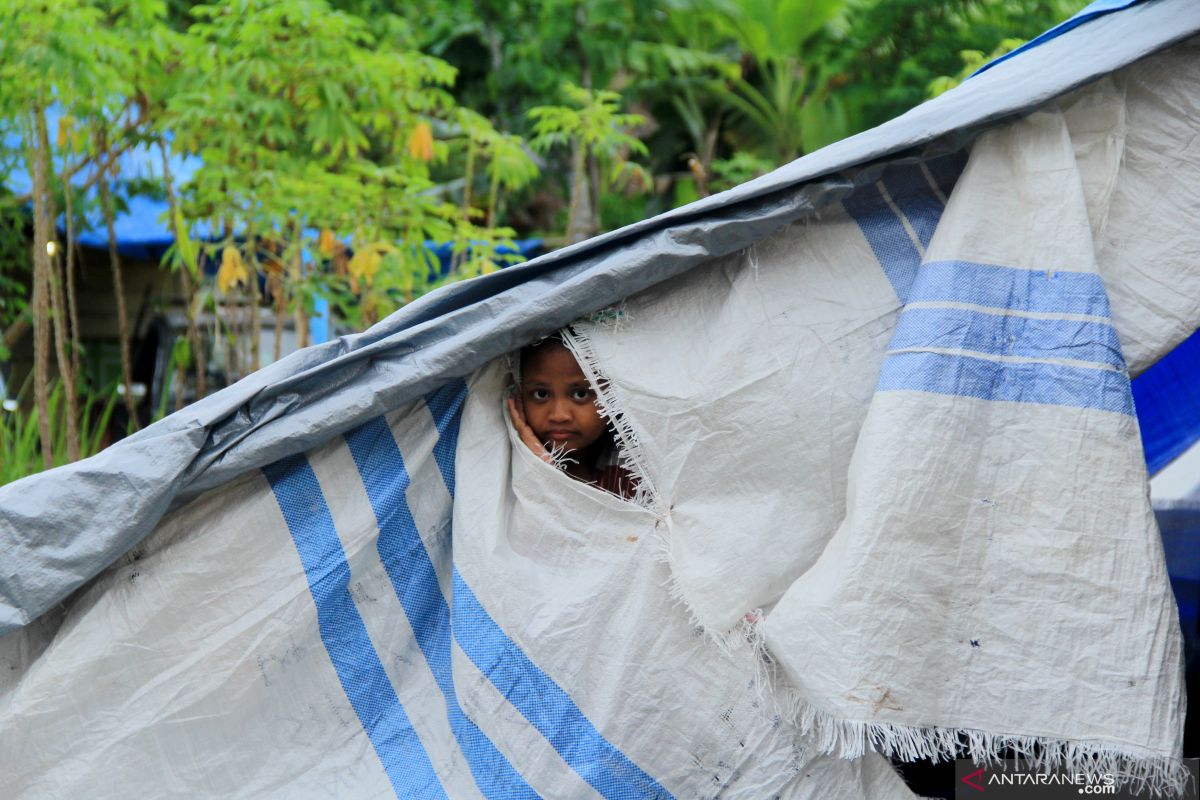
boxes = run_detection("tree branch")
[2,106,146,209]
[2,310,30,352]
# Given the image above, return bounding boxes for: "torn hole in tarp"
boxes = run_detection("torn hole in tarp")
[506,324,656,509]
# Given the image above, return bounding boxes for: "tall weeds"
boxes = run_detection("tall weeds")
[0,381,119,486]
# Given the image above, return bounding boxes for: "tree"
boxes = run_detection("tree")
[163,0,519,360]
[529,84,648,243]
[819,0,1090,134]
[0,0,141,462]
[713,0,849,165]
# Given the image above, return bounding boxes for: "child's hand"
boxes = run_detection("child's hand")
[507,396,554,464]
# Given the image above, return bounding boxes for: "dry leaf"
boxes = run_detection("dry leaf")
[407,121,435,162]
[348,244,383,286]
[217,245,249,293]
[318,229,336,255]
[56,116,74,149]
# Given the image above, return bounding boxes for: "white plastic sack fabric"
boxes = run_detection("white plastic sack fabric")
[1,32,1196,800]
[0,378,912,798]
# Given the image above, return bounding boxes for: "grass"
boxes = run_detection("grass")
[0,380,120,487]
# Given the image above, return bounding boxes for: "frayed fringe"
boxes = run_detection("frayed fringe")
[652,530,1189,799]
[646,487,779,712]
[560,324,660,513]
[544,441,578,472]
[560,322,1185,799]
[563,322,744,648]
[584,301,629,330]
[781,690,1191,798]
[566,322,779,679]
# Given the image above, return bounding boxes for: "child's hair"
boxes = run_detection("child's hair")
[516,332,565,379]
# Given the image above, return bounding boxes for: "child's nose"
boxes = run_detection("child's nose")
[548,399,572,421]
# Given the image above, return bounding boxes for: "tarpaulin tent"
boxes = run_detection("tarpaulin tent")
[2,1,1199,797]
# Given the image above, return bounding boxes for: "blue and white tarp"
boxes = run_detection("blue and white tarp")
[2,2,1199,797]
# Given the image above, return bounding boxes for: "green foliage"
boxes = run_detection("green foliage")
[0,199,29,354]
[169,0,449,227]
[161,0,531,323]
[709,152,776,193]
[451,107,540,231]
[927,38,1027,97]
[0,381,118,486]
[0,1,121,112]
[529,83,648,235]
[723,0,845,63]
[529,85,647,159]
[819,0,1090,133]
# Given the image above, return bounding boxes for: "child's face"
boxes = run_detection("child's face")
[519,343,607,454]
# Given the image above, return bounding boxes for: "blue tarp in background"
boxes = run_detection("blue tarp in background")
[1132,329,1200,475]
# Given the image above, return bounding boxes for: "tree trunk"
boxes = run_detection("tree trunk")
[290,233,307,351]
[701,112,721,172]
[271,270,284,363]
[2,312,30,354]
[587,149,602,236]
[248,240,262,372]
[569,3,598,244]
[222,280,236,382]
[42,116,79,462]
[454,141,477,273]
[186,272,205,399]
[173,324,187,413]
[486,169,501,230]
[97,130,138,430]
[46,250,79,461]
[64,161,82,389]
[28,109,54,468]
[158,138,205,406]
[565,140,591,244]
[238,285,249,381]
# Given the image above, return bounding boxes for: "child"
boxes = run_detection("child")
[507,335,637,500]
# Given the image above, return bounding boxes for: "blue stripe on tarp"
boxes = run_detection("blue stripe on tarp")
[891,306,1125,369]
[880,164,943,250]
[971,0,1144,78]
[343,418,537,800]
[263,453,447,800]
[878,350,1133,415]
[424,386,675,800]
[910,261,1113,318]
[450,571,673,800]
[843,176,924,304]
[425,379,468,496]
[1133,327,1200,474]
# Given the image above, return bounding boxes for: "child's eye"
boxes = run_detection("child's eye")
[570,388,594,402]
[529,389,549,401]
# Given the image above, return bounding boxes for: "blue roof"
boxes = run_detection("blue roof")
[3,111,542,264]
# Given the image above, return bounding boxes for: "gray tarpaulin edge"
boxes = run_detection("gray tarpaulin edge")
[1,0,1197,635]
